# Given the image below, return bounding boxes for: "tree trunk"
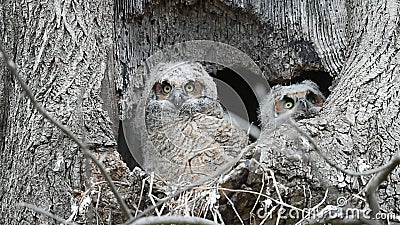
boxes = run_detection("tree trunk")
[317,0,400,211]
[1,0,399,224]
[0,1,124,224]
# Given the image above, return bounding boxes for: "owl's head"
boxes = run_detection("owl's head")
[149,61,218,113]
[272,80,325,120]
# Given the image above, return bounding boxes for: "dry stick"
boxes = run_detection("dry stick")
[288,119,393,176]
[365,151,400,217]
[221,191,244,225]
[125,150,244,225]
[129,215,219,225]
[0,44,133,220]
[18,203,78,225]
[215,187,304,213]
[77,81,95,222]
[147,173,163,216]
[135,176,147,217]
[294,190,329,225]
[249,169,265,224]
[289,118,400,224]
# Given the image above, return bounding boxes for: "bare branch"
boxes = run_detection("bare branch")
[301,216,373,225]
[221,191,244,224]
[0,44,133,220]
[289,118,400,224]
[18,202,78,225]
[126,147,244,224]
[288,119,395,177]
[215,187,303,212]
[127,215,220,225]
[365,151,400,217]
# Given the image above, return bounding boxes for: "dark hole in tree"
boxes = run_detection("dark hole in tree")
[210,67,262,142]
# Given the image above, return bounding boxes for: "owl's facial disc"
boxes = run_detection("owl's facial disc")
[154,79,206,109]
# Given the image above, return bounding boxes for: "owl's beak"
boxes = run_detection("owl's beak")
[170,90,187,108]
[298,99,309,112]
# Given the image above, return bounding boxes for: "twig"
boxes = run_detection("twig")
[365,151,400,218]
[213,187,304,213]
[18,202,77,225]
[135,176,147,217]
[298,205,377,225]
[221,190,244,225]
[289,118,400,225]
[95,185,102,211]
[270,171,284,203]
[288,119,394,176]
[259,205,279,225]
[249,168,265,224]
[126,147,243,224]
[147,173,163,216]
[228,110,261,139]
[301,215,374,225]
[0,44,133,220]
[295,190,328,225]
[127,215,220,225]
[310,189,329,212]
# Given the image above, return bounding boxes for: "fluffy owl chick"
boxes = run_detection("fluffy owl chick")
[272,80,325,117]
[260,80,325,129]
[144,61,248,183]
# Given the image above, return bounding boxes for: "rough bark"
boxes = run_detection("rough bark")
[316,0,400,211]
[0,0,398,224]
[115,0,346,87]
[0,1,121,224]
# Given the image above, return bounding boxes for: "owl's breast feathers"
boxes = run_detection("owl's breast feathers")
[146,102,248,168]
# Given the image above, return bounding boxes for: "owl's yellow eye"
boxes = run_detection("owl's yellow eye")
[162,84,172,94]
[184,83,195,93]
[284,101,294,109]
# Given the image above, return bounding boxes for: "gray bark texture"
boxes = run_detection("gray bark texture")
[0,0,131,224]
[0,0,399,224]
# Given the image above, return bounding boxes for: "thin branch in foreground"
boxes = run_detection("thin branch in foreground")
[18,203,77,225]
[289,118,400,224]
[126,148,244,224]
[126,215,220,225]
[365,151,400,218]
[214,187,304,213]
[249,166,266,224]
[301,215,375,225]
[288,119,395,176]
[221,190,244,225]
[0,44,133,220]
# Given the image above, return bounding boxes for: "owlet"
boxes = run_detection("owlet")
[144,61,248,183]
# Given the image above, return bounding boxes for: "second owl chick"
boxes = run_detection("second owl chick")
[260,80,326,129]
